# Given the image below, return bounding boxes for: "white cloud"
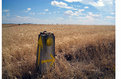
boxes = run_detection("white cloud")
[64,0,104,7]
[106,16,114,19]
[73,9,85,16]
[64,9,85,16]
[2,15,65,24]
[3,9,9,12]
[111,12,115,15]
[71,15,114,25]
[64,0,82,3]
[25,8,31,12]
[88,12,100,17]
[2,15,114,25]
[84,6,89,9]
[64,0,115,13]
[64,0,115,15]
[78,9,84,12]
[16,16,31,19]
[90,0,104,7]
[57,17,64,20]
[27,8,31,11]
[3,9,10,17]
[71,5,81,8]
[16,16,21,18]
[64,10,74,15]
[44,9,48,11]
[51,1,76,10]
[38,12,46,15]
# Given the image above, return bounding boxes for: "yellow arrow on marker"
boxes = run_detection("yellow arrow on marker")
[41,54,55,66]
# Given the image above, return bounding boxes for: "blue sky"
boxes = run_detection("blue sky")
[2,0,115,25]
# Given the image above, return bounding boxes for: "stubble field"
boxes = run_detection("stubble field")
[2,24,115,79]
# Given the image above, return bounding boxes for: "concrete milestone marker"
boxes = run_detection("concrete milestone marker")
[36,31,55,75]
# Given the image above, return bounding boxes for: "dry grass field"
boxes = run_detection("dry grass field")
[2,24,115,79]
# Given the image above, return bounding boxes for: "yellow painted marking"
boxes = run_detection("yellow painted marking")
[50,53,55,66]
[46,37,53,46]
[41,54,55,66]
[37,36,43,65]
[38,36,43,48]
[37,46,41,65]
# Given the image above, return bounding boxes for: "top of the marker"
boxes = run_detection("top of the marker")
[40,31,54,36]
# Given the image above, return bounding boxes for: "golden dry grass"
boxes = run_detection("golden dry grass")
[2,24,115,79]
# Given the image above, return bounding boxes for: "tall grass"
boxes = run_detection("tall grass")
[2,24,115,79]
